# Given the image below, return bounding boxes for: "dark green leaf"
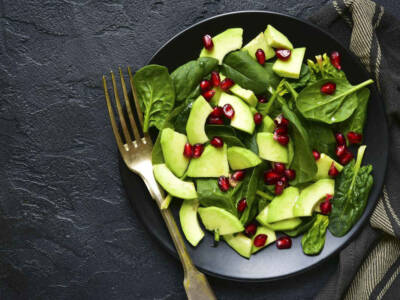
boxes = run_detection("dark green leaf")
[286,64,310,90]
[285,215,316,237]
[304,120,336,157]
[205,125,245,147]
[301,214,329,255]
[235,130,258,154]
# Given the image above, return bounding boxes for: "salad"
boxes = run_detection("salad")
[132,25,374,258]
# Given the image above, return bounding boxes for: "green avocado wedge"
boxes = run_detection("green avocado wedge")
[273,47,306,79]
[179,199,204,247]
[316,153,343,180]
[264,25,293,49]
[224,233,253,259]
[153,164,197,200]
[256,206,302,231]
[160,128,189,177]
[257,132,288,163]
[227,146,262,170]
[198,206,244,235]
[264,187,300,223]
[260,115,275,133]
[242,32,275,61]
[186,95,213,145]
[186,144,229,178]
[251,226,276,254]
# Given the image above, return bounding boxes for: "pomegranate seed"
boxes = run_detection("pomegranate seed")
[335,133,346,146]
[276,236,292,249]
[275,48,291,60]
[330,51,341,70]
[218,176,230,192]
[207,116,224,125]
[253,234,268,247]
[223,104,235,119]
[258,95,268,103]
[210,136,224,148]
[280,176,288,186]
[202,34,213,50]
[220,78,235,91]
[255,48,266,65]
[328,162,339,178]
[237,198,247,213]
[192,144,204,158]
[284,169,296,181]
[202,89,215,101]
[254,113,263,125]
[183,143,193,158]
[273,163,286,175]
[274,114,289,128]
[275,126,288,135]
[320,82,336,94]
[210,71,220,87]
[312,150,320,160]
[200,80,211,92]
[264,170,280,185]
[320,200,332,215]
[336,145,347,158]
[326,194,333,201]
[347,132,362,144]
[245,223,257,237]
[232,170,246,181]
[340,150,354,165]
[274,133,289,146]
[210,106,224,118]
[275,181,285,195]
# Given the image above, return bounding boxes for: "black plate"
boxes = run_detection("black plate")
[120,11,388,281]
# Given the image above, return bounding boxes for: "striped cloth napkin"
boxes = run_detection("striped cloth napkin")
[309,0,400,299]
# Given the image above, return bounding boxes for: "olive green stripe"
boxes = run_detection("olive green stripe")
[370,198,395,236]
[376,263,400,300]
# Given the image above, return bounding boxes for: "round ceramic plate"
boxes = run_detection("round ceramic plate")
[120,11,388,281]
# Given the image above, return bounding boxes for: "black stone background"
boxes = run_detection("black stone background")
[0,0,398,299]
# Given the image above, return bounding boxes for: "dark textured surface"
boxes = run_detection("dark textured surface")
[0,1,397,299]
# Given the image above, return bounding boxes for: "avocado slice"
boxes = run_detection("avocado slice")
[160,128,190,177]
[264,25,293,49]
[186,144,229,177]
[198,206,244,235]
[227,146,262,170]
[272,47,306,79]
[179,199,204,247]
[242,32,275,61]
[218,92,255,134]
[264,187,300,223]
[199,28,243,64]
[251,226,276,254]
[260,115,275,133]
[256,206,302,230]
[293,179,335,217]
[186,95,213,145]
[316,153,344,180]
[223,233,252,258]
[219,74,257,107]
[153,164,197,200]
[256,132,288,163]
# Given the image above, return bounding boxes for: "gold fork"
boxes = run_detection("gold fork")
[103,68,216,300]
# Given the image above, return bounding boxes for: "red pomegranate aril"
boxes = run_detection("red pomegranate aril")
[340,150,354,165]
[220,78,235,91]
[326,194,333,201]
[255,48,266,65]
[275,126,288,135]
[232,170,246,181]
[202,89,215,101]
[336,144,347,158]
[211,71,220,87]
[254,113,263,125]
[335,132,346,146]
[312,150,321,160]
[274,114,289,128]
[275,48,291,60]
[273,162,286,175]
[280,176,288,186]
[192,144,204,158]
[183,143,193,158]
[320,200,332,215]
[200,80,211,92]
[275,181,285,195]
[284,169,296,181]
[320,82,336,94]
[207,116,224,125]
[210,136,224,148]
[237,198,247,213]
[347,132,362,144]
[210,106,224,118]
[218,176,230,192]
[253,234,268,247]
[264,170,281,185]
[223,103,235,119]
[274,133,289,146]
[245,223,257,237]
[328,162,339,178]
[202,34,213,50]
[258,95,268,103]
[276,236,292,249]
[330,51,341,70]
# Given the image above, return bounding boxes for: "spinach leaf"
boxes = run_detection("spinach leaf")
[221,51,280,94]
[329,145,373,236]
[205,125,245,147]
[296,78,373,124]
[197,179,237,216]
[133,65,175,132]
[173,102,193,134]
[302,214,329,255]
[307,53,346,84]
[285,215,316,237]
[235,131,258,154]
[304,120,336,157]
[282,104,317,185]
[337,88,370,139]
[286,64,310,90]
[171,57,218,102]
